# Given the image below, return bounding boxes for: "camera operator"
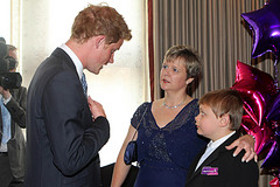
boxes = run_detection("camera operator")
[7,44,18,61]
[0,41,26,187]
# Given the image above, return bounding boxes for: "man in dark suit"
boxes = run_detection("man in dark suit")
[0,42,26,187]
[24,4,132,187]
[186,89,259,187]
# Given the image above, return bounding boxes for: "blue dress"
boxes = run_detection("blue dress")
[131,99,208,187]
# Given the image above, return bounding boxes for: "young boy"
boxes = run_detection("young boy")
[185,89,259,187]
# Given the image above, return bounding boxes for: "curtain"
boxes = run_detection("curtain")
[151,0,275,186]
[152,0,274,99]
[148,0,155,100]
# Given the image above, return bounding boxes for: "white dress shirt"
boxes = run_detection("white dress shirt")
[195,131,236,171]
[59,44,84,80]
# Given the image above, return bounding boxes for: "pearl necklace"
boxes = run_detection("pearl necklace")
[163,100,185,109]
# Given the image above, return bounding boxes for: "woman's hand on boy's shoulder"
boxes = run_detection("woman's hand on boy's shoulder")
[225,134,258,163]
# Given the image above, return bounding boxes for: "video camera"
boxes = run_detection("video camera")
[0,42,22,90]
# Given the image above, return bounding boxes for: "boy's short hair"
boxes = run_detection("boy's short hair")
[199,89,244,130]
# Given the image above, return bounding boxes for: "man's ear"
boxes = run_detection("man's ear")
[219,114,230,127]
[186,77,194,85]
[95,35,106,48]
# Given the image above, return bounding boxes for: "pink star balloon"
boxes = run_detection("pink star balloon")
[232,61,276,126]
[231,61,277,154]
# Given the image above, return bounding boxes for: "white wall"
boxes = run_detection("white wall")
[21,0,148,166]
[0,1,11,42]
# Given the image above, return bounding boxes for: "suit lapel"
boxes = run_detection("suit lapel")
[188,147,221,181]
[187,132,240,182]
[187,146,207,179]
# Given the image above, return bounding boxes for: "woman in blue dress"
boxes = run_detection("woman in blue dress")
[111,45,256,187]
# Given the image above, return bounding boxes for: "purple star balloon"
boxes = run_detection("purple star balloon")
[267,92,280,121]
[241,0,280,58]
[262,122,280,168]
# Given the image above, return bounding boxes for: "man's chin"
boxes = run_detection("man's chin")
[89,68,101,75]
[96,66,103,73]
[96,68,103,74]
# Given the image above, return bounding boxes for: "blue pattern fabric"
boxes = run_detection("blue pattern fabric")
[131,100,208,187]
[81,73,88,95]
[0,99,11,152]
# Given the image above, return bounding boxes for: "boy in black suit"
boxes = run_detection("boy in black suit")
[186,89,259,187]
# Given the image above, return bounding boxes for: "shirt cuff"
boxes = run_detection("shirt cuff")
[2,95,12,105]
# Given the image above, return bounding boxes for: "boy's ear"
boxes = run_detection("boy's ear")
[219,114,230,127]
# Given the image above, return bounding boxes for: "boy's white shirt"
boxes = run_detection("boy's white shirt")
[195,131,236,171]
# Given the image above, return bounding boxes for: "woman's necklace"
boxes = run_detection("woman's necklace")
[162,98,185,109]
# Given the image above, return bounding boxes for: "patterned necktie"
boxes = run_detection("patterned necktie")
[81,73,88,95]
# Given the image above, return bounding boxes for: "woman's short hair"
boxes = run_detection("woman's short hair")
[163,45,202,95]
[199,89,244,130]
[71,4,132,44]
[164,45,202,79]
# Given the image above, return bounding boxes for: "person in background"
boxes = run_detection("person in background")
[24,4,132,187]
[0,41,27,187]
[7,44,18,61]
[0,38,18,61]
[186,89,259,187]
[112,45,256,187]
[0,37,6,44]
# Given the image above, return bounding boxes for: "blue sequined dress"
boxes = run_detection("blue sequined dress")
[131,99,208,187]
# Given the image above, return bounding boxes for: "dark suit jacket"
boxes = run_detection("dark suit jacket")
[186,132,259,187]
[0,86,27,180]
[24,48,110,187]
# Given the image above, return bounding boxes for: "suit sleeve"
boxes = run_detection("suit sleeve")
[233,160,259,186]
[226,152,259,187]
[6,87,27,128]
[42,71,110,176]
